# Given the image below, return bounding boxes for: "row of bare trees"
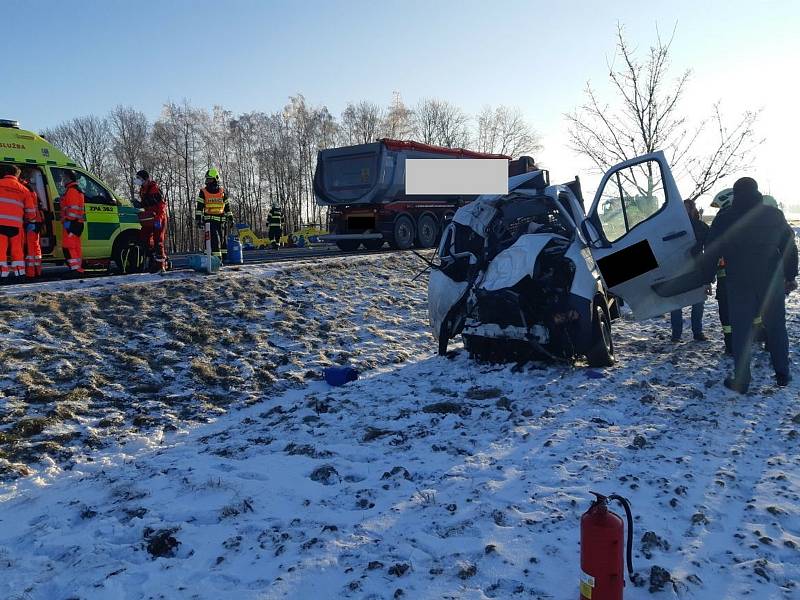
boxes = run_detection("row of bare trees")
[42,94,541,253]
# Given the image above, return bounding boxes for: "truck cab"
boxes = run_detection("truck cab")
[0,119,141,272]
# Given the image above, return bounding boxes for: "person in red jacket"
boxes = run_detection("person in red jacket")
[0,163,28,282]
[134,169,168,272]
[20,168,44,278]
[60,170,85,275]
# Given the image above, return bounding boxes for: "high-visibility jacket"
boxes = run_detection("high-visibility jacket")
[0,174,27,229]
[196,186,232,222]
[62,182,85,223]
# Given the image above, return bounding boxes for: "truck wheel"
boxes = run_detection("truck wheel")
[336,240,361,251]
[586,299,615,367]
[363,239,384,251]
[415,214,438,248]
[390,215,415,250]
[112,230,143,274]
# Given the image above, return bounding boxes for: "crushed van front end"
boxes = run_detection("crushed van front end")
[429,173,605,363]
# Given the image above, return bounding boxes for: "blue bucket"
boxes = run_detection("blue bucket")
[227,235,244,264]
[324,366,359,386]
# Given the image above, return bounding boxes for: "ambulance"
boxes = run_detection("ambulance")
[0,119,141,272]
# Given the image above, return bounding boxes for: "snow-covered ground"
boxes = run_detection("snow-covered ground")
[1,254,799,599]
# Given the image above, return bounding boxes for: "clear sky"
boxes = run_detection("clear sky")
[4,0,799,209]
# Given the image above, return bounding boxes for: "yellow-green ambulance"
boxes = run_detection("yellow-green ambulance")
[0,119,141,271]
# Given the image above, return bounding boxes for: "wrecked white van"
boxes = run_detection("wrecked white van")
[428,152,706,365]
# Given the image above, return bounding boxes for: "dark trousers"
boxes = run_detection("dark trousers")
[206,220,223,258]
[268,226,281,243]
[671,303,704,338]
[729,278,789,389]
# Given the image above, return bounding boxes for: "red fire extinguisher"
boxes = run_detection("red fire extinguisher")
[580,491,634,600]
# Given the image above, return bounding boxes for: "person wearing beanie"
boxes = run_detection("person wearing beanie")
[134,169,168,272]
[703,177,798,392]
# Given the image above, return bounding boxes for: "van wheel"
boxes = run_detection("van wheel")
[336,240,361,251]
[390,215,415,250]
[415,214,438,248]
[586,299,615,367]
[112,231,143,274]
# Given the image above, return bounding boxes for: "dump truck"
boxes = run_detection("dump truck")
[313,138,536,251]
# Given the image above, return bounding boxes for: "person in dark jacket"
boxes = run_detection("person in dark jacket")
[671,199,711,341]
[703,177,798,392]
[268,205,283,247]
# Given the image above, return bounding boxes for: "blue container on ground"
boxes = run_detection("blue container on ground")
[324,366,359,386]
[227,235,244,264]
[187,254,221,273]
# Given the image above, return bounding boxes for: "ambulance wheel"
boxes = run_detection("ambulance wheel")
[363,239,384,251]
[112,231,142,274]
[586,298,615,367]
[336,240,361,252]
[390,215,415,250]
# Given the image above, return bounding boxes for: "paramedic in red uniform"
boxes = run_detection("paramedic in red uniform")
[134,170,168,272]
[60,169,85,275]
[0,163,28,281]
[20,169,44,278]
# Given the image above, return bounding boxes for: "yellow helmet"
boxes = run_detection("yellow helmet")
[205,168,219,180]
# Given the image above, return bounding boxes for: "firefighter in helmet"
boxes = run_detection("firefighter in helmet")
[195,168,233,262]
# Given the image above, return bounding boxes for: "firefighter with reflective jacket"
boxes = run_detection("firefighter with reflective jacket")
[0,163,30,281]
[195,168,233,262]
[268,205,283,247]
[20,168,44,278]
[135,169,168,272]
[60,169,85,275]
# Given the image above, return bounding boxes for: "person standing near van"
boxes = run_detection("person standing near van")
[0,163,28,281]
[135,170,168,272]
[60,170,85,275]
[20,168,44,278]
[670,199,710,341]
[195,168,233,262]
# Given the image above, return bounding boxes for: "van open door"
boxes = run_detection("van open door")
[582,151,706,320]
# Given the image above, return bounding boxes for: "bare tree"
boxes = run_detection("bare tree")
[412,98,470,148]
[109,105,150,202]
[42,115,114,181]
[476,105,542,157]
[566,25,761,201]
[340,101,384,145]
[383,92,413,139]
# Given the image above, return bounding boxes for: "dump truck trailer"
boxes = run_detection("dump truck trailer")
[313,138,535,251]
